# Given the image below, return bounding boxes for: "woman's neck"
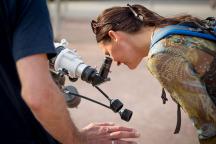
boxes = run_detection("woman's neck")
[130,26,156,58]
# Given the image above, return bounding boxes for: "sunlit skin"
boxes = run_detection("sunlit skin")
[98,26,156,69]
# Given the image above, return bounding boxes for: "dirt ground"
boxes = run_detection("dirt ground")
[53,18,199,144]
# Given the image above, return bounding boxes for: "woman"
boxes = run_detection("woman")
[91,4,216,144]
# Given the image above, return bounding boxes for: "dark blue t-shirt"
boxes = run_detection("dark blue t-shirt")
[0,0,58,143]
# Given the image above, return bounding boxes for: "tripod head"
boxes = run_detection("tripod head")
[50,39,133,122]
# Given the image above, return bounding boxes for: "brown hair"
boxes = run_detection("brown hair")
[91,4,203,43]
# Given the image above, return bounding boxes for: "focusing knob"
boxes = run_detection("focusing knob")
[119,109,133,122]
[110,99,123,113]
[63,86,81,108]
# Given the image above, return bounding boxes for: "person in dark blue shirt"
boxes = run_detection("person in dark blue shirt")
[0,0,139,143]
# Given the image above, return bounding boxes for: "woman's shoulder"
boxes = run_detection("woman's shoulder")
[148,35,186,59]
[149,26,216,57]
[148,34,216,59]
[147,35,215,77]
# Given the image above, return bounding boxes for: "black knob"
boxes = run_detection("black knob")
[119,109,133,122]
[63,86,81,108]
[110,99,123,113]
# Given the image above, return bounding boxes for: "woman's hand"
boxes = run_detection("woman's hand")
[81,122,140,144]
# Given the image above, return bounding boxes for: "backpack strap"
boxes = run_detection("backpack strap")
[174,103,181,134]
[151,25,216,49]
[161,88,181,134]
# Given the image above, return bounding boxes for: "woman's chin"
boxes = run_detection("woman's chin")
[118,62,138,70]
[127,63,137,70]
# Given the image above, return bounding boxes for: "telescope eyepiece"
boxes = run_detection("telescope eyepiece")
[99,56,112,79]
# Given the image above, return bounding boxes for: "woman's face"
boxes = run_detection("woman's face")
[98,31,143,69]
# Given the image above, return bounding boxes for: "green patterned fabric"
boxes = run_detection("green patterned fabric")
[147,35,216,143]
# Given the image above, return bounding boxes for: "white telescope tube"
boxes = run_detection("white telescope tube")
[54,47,88,78]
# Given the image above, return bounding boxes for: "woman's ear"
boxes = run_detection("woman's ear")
[108,30,118,42]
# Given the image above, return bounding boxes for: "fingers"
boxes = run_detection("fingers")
[82,122,115,132]
[101,126,136,136]
[106,140,137,144]
[101,126,140,139]
[92,139,137,144]
[82,122,140,144]
[113,140,137,144]
[106,126,134,133]
[95,122,115,126]
[109,131,140,139]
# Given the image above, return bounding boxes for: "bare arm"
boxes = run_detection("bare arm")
[16,54,84,144]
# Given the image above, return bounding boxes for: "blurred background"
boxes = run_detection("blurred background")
[48,0,215,144]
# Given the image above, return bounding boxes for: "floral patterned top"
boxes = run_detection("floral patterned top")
[147,33,216,143]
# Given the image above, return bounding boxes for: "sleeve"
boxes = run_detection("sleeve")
[147,48,216,137]
[12,0,56,61]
